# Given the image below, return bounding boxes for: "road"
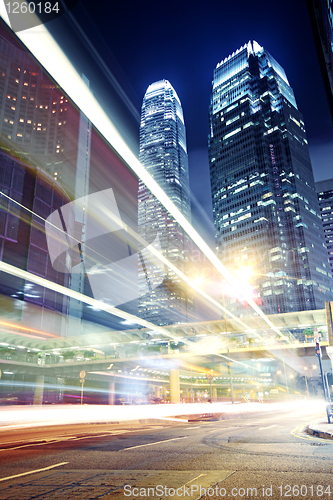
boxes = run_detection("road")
[0,406,331,499]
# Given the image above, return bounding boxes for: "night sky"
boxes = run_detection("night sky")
[49,0,333,236]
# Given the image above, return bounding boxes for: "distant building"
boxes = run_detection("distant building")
[307,0,333,126]
[138,80,192,325]
[316,178,333,276]
[208,41,333,315]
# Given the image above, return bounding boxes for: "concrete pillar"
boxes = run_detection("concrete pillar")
[155,386,160,398]
[108,381,115,405]
[170,369,180,404]
[186,388,191,403]
[33,375,44,405]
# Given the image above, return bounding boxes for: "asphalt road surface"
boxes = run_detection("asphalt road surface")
[0,406,331,499]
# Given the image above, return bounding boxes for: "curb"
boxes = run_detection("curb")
[306,420,333,440]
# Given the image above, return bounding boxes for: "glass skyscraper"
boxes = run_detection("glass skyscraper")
[138,79,192,325]
[209,41,333,315]
[316,178,333,276]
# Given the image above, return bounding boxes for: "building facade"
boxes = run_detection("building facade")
[0,32,79,197]
[209,41,333,315]
[138,80,192,325]
[0,23,142,335]
[0,149,71,333]
[316,178,333,276]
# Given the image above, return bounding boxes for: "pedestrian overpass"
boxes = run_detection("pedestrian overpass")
[1,306,332,405]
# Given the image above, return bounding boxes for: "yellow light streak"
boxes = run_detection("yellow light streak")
[0,320,60,338]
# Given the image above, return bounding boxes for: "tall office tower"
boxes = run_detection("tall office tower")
[138,79,192,325]
[307,0,333,126]
[316,178,333,276]
[209,41,333,315]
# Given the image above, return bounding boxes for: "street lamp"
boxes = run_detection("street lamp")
[314,327,328,400]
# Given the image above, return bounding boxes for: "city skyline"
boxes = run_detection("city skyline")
[36,2,333,320]
[0,0,332,421]
[56,0,333,231]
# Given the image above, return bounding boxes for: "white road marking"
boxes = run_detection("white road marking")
[0,462,68,482]
[122,436,188,450]
[258,424,278,430]
[186,426,201,429]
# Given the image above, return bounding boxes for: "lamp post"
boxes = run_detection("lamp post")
[314,327,328,400]
[79,370,86,405]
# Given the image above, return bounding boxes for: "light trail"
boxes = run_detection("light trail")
[0,261,184,344]
[0,320,60,338]
[0,7,286,339]
[0,188,255,336]
[0,262,257,362]
[0,401,323,429]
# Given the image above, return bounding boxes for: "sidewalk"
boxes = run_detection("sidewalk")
[307,419,333,439]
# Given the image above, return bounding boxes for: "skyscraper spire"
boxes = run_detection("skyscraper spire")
[138,79,192,325]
